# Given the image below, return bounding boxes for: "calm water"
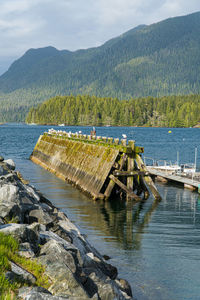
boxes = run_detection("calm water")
[1,123,200,300]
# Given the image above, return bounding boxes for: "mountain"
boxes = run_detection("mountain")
[0,11,200,122]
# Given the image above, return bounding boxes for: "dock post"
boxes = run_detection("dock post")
[127,140,135,201]
[135,154,161,200]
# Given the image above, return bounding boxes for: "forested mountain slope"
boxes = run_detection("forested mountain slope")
[26,94,200,128]
[0,11,200,122]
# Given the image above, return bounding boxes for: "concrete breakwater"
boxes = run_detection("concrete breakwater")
[30,130,161,201]
[0,156,133,299]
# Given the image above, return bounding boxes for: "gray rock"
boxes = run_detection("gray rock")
[115,279,133,298]
[4,159,16,170]
[23,184,40,203]
[39,230,76,252]
[0,216,5,225]
[0,165,8,176]
[18,287,63,300]
[19,242,36,258]
[0,223,39,246]
[38,243,89,299]
[5,271,20,283]
[83,252,118,280]
[0,203,20,221]
[85,271,116,300]
[51,224,73,244]
[28,208,54,227]
[39,240,77,273]
[11,261,36,284]
[0,183,19,204]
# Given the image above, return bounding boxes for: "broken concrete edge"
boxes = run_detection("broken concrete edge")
[0,156,134,300]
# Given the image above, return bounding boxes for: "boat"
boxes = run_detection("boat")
[144,148,197,175]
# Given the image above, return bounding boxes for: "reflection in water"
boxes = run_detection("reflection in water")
[98,197,162,250]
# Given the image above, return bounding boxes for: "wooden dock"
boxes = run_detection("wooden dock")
[147,167,200,192]
[30,130,161,202]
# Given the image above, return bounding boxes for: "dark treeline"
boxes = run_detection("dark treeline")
[26,94,200,127]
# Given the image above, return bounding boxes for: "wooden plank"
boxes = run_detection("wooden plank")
[113,170,148,176]
[109,175,141,201]
[104,179,115,200]
[127,154,134,201]
[104,153,127,200]
[147,167,199,189]
[139,175,150,199]
[135,154,161,200]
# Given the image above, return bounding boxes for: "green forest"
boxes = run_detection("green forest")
[26,94,200,127]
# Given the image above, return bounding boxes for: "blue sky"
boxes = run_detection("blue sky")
[0,0,199,74]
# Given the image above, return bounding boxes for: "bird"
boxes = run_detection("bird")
[122,134,127,139]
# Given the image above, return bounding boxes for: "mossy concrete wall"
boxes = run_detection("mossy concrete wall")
[30,135,119,199]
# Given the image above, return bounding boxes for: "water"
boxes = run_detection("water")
[1,123,200,300]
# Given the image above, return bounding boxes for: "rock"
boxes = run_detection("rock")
[0,216,5,225]
[28,208,54,227]
[40,240,77,273]
[38,254,90,299]
[84,271,116,299]
[19,242,36,258]
[39,230,76,252]
[0,155,4,162]
[18,287,66,300]
[4,159,16,170]
[51,224,73,244]
[0,203,21,221]
[115,278,133,298]
[38,239,89,299]
[0,223,39,247]
[0,183,19,204]
[7,160,16,170]
[11,261,36,284]
[0,165,8,176]
[5,271,19,283]
[84,252,118,280]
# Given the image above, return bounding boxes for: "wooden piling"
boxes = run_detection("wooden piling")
[135,154,161,200]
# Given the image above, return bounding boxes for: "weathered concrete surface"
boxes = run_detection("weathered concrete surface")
[30,135,119,199]
[0,157,134,299]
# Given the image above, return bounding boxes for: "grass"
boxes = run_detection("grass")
[0,232,50,299]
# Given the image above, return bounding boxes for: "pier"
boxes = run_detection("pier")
[147,166,200,192]
[30,130,161,201]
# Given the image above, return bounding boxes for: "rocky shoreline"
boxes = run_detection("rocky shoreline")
[0,156,133,299]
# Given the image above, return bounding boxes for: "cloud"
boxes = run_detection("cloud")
[0,0,199,74]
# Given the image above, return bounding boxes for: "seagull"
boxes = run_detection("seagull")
[122,134,127,139]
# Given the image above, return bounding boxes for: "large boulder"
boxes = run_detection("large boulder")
[0,223,40,248]
[38,239,89,299]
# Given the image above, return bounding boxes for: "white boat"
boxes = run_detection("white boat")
[58,124,65,126]
[144,148,197,175]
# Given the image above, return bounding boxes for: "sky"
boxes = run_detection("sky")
[0,0,199,74]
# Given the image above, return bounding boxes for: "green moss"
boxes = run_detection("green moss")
[41,133,132,153]
[0,232,50,298]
